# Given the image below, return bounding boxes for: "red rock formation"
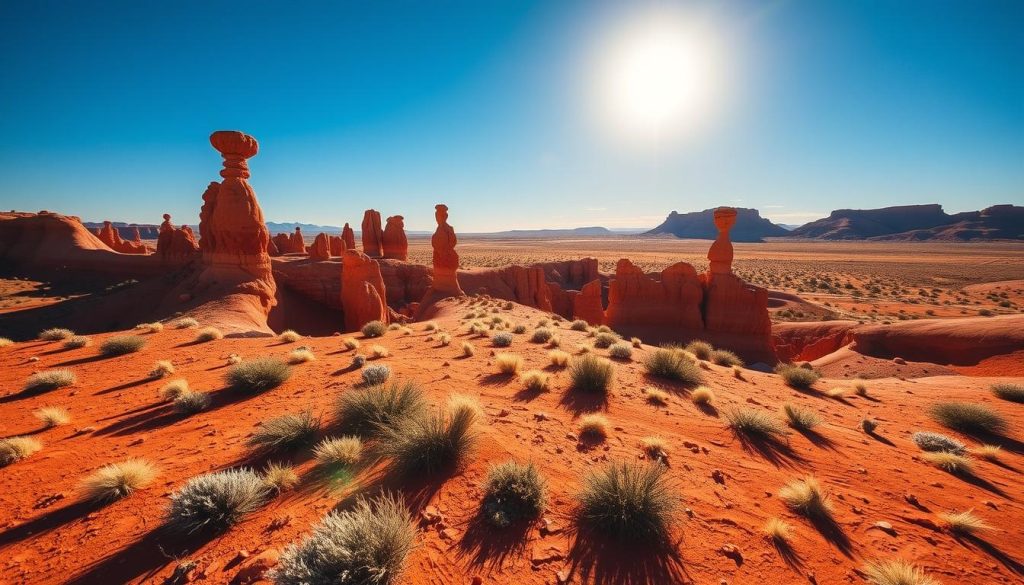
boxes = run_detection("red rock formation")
[341,249,388,331]
[156,213,199,262]
[309,232,331,260]
[342,223,356,250]
[574,279,605,325]
[429,204,463,296]
[200,130,276,311]
[198,182,219,253]
[382,215,408,260]
[708,207,737,275]
[267,238,281,256]
[97,220,148,254]
[329,235,345,256]
[606,259,703,332]
[271,233,291,255]
[131,227,142,245]
[361,210,383,257]
[289,227,305,254]
[458,266,553,311]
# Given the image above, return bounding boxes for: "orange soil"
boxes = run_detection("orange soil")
[1,298,1023,584]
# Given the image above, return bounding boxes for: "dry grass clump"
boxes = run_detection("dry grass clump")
[160,379,189,401]
[287,348,316,364]
[279,329,301,343]
[249,411,321,452]
[929,402,1008,435]
[922,451,973,474]
[691,386,715,406]
[462,341,476,357]
[512,324,527,334]
[862,559,940,585]
[314,436,363,467]
[631,337,642,348]
[938,509,991,535]
[166,468,270,533]
[644,348,702,385]
[0,437,43,466]
[684,340,713,360]
[80,459,158,502]
[577,461,677,544]
[370,344,389,358]
[531,327,554,344]
[570,319,589,331]
[23,369,76,394]
[423,321,438,331]
[726,408,788,442]
[974,444,1002,461]
[194,327,223,343]
[343,337,360,350]
[764,517,793,544]
[570,354,614,394]
[375,402,478,476]
[361,320,387,338]
[336,379,426,437]
[912,431,966,455]
[608,342,633,360]
[149,360,175,379]
[854,381,868,397]
[783,403,821,430]
[491,332,513,347]
[63,335,91,349]
[578,413,610,439]
[388,323,402,331]
[34,406,71,427]
[227,353,243,365]
[262,462,300,494]
[100,334,146,356]
[268,493,415,585]
[361,363,391,385]
[548,349,570,367]
[174,317,199,329]
[640,436,669,460]
[174,391,211,414]
[437,332,452,346]
[39,327,75,341]
[643,387,670,406]
[862,417,879,434]
[481,460,548,527]
[520,370,550,393]
[778,476,833,519]
[496,353,523,375]
[711,349,743,367]
[226,357,292,393]
[0,337,13,348]
[826,387,847,399]
[777,365,820,389]
[991,383,1024,403]
[136,322,164,333]
[592,331,620,349]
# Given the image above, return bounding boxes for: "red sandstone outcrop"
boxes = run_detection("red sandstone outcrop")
[574,279,605,325]
[361,210,384,257]
[342,223,356,250]
[329,235,345,256]
[97,220,148,254]
[458,266,553,311]
[382,215,408,260]
[289,227,306,254]
[309,232,331,260]
[271,233,291,255]
[605,259,704,332]
[156,213,199,262]
[429,204,462,295]
[341,249,388,331]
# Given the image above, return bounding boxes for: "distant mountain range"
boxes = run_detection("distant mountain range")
[789,204,1024,241]
[645,207,790,242]
[466,226,615,238]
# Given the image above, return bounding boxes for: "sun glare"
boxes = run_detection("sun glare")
[592,8,725,146]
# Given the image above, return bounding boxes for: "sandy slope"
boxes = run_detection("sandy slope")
[1,299,1022,584]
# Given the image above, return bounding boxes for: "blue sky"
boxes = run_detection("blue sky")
[1,0,1021,231]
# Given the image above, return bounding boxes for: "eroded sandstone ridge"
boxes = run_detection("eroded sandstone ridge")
[341,249,388,331]
[361,210,384,257]
[382,215,408,260]
[97,220,148,254]
[155,213,199,262]
[309,232,331,260]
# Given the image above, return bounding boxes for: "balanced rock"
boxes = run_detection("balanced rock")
[429,203,463,295]
[289,227,305,254]
[382,215,408,260]
[341,249,388,331]
[361,210,384,257]
[342,223,356,250]
[309,232,331,260]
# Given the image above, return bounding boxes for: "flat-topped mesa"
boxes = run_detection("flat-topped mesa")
[382,215,408,260]
[342,222,356,250]
[199,130,276,307]
[309,232,331,260]
[156,213,199,261]
[341,249,388,331]
[361,209,384,257]
[289,227,306,254]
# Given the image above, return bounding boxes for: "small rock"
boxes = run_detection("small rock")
[719,543,743,565]
[711,469,726,485]
[534,412,549,421]
[232,549,279,584]
[872,521,897,535]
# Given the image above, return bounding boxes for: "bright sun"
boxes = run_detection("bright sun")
[594,9,724,145]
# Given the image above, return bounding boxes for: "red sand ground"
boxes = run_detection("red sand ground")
[2,298,1023,584]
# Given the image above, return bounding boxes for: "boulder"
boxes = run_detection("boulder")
[382,215,408,260]
[361,210,384,257]
[309,232,331,260]
[341,249,388,331]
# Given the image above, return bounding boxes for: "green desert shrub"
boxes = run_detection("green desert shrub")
[531,327,554,344]
[375,402,478,475]
[644,348,702,385]
[726,408,788,442]
[335,380,426,438]
[577,461,677,544]
[929,402,1008,435]
[100,335,146,356]
[912,431,966,455]
[249,411,321,452]
[39,328,75,341]
[991,383,1024,403]
[226,357,292,393]
[491,332,513,347]
[777,365,820,389]
[361,320,387,338]
[684,341,713,360]
[165,468,270,533]
[361,364,391,385]
[481,460,547,527]
[569,354,614,394]
[22,369,76,394]
[711,349,743,367]
[269,493,415,585]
